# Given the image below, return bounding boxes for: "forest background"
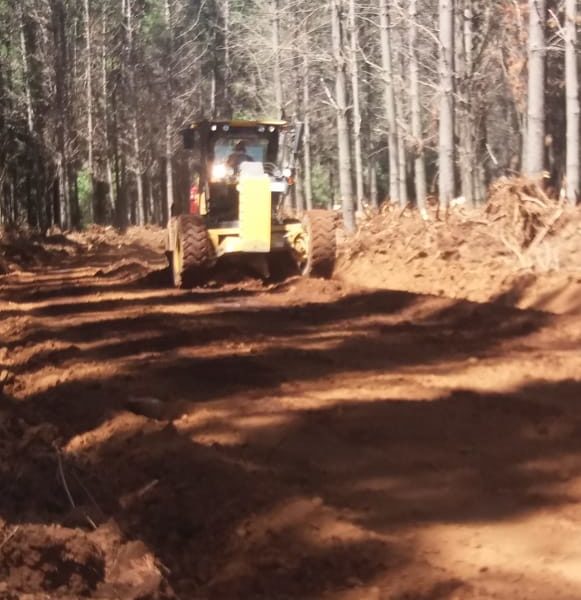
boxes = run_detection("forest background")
[0,0,578,233]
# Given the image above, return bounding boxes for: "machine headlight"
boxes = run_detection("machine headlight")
[282,167,292,178]
[212,163,231,180]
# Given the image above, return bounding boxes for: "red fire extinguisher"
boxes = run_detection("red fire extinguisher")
[189,184,200,215]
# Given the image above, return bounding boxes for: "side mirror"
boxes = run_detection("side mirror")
[292,122,304,157]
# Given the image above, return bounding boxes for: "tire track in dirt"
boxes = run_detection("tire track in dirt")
[1,230,581,599]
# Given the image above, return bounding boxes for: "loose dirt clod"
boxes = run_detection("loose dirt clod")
[126,396,166,420]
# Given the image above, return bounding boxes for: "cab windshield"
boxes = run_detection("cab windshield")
[213,137,269,164]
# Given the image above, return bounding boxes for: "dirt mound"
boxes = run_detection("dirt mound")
[70,225,165,253]
[0,232,76,273]
[339,177,581,314]
[0,414,100,596]
[0,410,166,598]
[94,259,153,280]
[1,226,167,290]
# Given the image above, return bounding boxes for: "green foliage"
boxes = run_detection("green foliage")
[232,110,258,120]
[232,110,280,121]
[141,0,165,41]
[310,163,333,209]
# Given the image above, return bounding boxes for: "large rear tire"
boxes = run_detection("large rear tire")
[300,210,336,278]
[172,215,212,288]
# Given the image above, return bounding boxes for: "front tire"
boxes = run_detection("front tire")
[300,210,336,278]
[171,215,212,288]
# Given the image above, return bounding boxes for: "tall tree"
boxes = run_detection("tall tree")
[565,0,579,204]
[438,0,455,211]
[331,0,355,231]
[455,0,476,205]
[348,0,364,211]
[525,0,546,177]
[379,0,399,204]
[408,0,427,214]
[164,0,174,219]
[84,0,94,221]
[272,0,284,119]
[302,38,313,210]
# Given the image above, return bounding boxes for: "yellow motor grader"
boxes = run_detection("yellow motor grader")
[166,119,336,287]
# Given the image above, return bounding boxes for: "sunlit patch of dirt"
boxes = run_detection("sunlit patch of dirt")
[339,193,581,315]
[1,225,581,598]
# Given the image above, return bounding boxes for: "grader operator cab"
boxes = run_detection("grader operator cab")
[166,119,336,287]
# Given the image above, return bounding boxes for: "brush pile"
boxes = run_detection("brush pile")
[485,176,565,251]
[339,176,581,312]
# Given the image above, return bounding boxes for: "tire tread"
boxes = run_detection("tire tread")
[175,215,211,287]
[303,210,336,278]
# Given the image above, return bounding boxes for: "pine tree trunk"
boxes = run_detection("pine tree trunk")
[303,89,313,210]
[292,10,304,215]
[112,89,127,230]
[525,0,546,176]
[302,30,313,210]
[0,45,6,225]
[395,73,407,207]
[52,0,71,229]
[18,5,34,135]
[147,174,156,224]
[408,0,427,214]
[164,0,174,219]
[348,0,364,212]
[18,5,40,227]
[458,0,478,204]
[223,0,232,117]
[565,0,579,204]
[126,0,144,225]
[84,0,94,221]
[379,0,399,204]
[369,161,378,208]
[438,0,455,210]
[331,0,355,232]
[272,0,284,119]
[397,128,407,207]
[100,3,114,224]
[133,118,145,225]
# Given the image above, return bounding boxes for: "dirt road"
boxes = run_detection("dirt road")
[2,231,581,599]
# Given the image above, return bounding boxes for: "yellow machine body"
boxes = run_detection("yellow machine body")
[203,221,304,259]
[237,175,272,253]
[167,119,336,287]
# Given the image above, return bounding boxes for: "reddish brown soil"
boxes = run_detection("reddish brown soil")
[339,203,581,315]
[1,226,581,599]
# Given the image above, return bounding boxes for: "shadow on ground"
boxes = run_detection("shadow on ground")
[2,255,581,598]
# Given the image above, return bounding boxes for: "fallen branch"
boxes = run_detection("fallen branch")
[56,448,76,509]
[55,447,97,530]
[0,526,20,550]
[71,469,106,524]
[521,194,548,209]
[500,233,529,268]
[527,207,564,254]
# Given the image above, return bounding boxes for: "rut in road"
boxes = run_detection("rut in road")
[1,233,581,599]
